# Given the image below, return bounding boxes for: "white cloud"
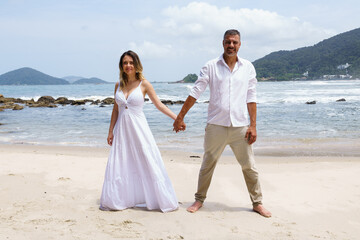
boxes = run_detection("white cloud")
[128,41,173,59]
[1,0,349,81]
[135,2,334,60]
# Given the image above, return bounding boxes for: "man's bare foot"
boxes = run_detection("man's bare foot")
[187,201,203,213]
[253,204,272,218]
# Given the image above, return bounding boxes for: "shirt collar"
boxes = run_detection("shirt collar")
[218,54,243,69]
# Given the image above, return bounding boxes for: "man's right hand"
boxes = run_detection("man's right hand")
[173,96,196,133]
[173,117,186,133]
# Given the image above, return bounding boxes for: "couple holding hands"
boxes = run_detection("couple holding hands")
[99,29,271,218]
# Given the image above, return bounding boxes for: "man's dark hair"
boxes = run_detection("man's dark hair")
[223,29,240,40]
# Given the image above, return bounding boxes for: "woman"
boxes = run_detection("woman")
[100,50,179,212]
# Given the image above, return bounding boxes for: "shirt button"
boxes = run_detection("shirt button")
[125,106,128,109]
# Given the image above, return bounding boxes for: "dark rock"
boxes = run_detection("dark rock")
[91,100,101,105]
[336,98,346,102]
[14,98,26,104]
[55,97,72,105]
[0,95,25,104]
[81,108,86,110]
[37,96,55,103]
[101,97,114,105]
[12,104,24,110]
[28,103,57,108]
[24,99,36,104]
[71,100,86,105]
[84,99,94,104]
[173,100,185,104]
[0,103,15,110]
[0,97,15,104]
[161,100,173,105]
[306,100,316,104]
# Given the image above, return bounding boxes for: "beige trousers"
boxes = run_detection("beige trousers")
[195,124,263,206]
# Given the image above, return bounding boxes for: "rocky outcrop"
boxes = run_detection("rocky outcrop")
[0,102,25,111]
[101,97,114,105]
[306,100,316,104]
[28,102,57,108]
[0,94,189,111]
[91,100,101,105]
[37,96,55,103]
[55,97,73,105]
[12,104,24,110]
[0,95,23,110]
[161,100,174,105]
[0,96,16,104]
[71,100,86,105]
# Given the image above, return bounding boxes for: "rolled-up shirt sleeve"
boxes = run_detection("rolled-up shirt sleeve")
[246,64,257,103]
[189,64,210,100]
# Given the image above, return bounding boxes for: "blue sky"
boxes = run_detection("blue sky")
[0,0,359,82]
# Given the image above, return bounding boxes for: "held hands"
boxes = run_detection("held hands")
[245,126,257,145]
[173,116,186,133]
[107,132,114,146]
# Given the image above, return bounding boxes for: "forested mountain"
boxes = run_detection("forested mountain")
[0,67,69,85]
[0,68,109,85]
[253,28,360,80]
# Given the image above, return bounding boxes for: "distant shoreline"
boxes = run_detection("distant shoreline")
[1,78,360,86]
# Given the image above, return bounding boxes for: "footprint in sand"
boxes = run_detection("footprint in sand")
[58,177,71,181]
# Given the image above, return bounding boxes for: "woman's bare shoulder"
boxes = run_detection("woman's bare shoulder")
[113,82,119,94]
[141,79,152,88]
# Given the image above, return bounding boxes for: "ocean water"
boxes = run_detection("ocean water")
[1,80,359,156]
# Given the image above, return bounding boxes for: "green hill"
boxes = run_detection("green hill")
[0,67,69,85]
[174,73,198,83]
[253,28,360,80]
[72,77,109,84]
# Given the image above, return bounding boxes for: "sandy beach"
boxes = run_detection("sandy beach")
[1,144,360,240]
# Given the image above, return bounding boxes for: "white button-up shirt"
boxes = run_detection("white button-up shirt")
[190,55,257,127]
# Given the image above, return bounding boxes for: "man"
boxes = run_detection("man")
[173,29,271,218]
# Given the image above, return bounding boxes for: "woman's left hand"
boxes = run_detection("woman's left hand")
[107,132,114,146]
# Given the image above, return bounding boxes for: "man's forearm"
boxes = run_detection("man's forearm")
[247,102,257,127]
[177,95,197,120]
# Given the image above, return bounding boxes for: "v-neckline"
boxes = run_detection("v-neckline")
[121,81,142,101]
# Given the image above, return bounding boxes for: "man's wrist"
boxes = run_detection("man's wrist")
[176,114,184,121]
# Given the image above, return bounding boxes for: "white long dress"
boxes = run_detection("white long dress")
[100,81,178,212]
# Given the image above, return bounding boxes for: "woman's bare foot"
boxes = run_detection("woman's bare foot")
[187,201,203,213]
[253,204,272,218]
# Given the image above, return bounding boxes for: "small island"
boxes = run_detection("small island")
[173,73,198,83]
